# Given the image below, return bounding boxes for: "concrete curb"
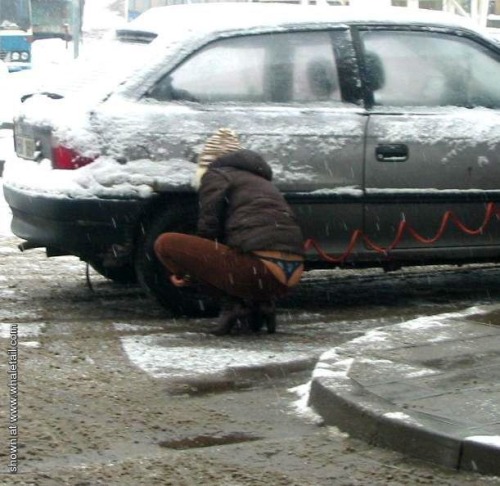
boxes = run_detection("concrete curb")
[164,356,318,394]
[309,376,463,468]
[307,307,500,475]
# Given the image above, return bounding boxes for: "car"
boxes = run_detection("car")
[4,3,500,316]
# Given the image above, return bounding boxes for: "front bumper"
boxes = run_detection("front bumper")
[6,62,31,73]
[3,183,151,260]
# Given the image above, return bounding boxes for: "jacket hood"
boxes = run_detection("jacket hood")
[210,149,273,181]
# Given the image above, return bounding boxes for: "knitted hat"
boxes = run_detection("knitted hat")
[197,128,241,168]
[193,128,241,189]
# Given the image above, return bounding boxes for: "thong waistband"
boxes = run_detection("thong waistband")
[256,255,304,281]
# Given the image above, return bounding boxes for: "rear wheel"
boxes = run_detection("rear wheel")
[134,207,219,317]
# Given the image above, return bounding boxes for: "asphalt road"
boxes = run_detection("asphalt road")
[2,232,500,484]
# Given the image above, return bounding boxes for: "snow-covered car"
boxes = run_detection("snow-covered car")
[4,3,500,316]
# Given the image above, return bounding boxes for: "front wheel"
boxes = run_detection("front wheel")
[135,207,219,317]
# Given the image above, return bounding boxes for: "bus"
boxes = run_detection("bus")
[0,0,32,72]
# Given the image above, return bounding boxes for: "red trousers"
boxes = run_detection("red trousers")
[154,233,289,301]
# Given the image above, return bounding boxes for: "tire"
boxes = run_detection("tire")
[134,206,220,317]
[88,259,137,284]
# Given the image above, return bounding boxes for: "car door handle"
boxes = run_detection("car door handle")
[375,144,409,162]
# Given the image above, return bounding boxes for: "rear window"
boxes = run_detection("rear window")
[24,36,151,101]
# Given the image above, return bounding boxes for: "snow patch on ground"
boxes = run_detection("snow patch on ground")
[0,315,41,349]
[288,381,323,425]
[113,322,164,333]
[119,332,315,379]
[0,322,45,339]
[384,411,424,427]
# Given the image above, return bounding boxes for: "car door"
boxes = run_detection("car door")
[100,29,367,261]
[359,27,500,261]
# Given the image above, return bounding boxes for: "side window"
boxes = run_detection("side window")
[147,31,341,103]
[360,30,500,108]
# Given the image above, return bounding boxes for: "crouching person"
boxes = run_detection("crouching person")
[154,128,304,335]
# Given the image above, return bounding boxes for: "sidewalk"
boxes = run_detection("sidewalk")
[308,304,500,476]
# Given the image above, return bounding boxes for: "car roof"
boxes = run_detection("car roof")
[113,2,494,98]
[125,3,483,39]
[23,3,491,106]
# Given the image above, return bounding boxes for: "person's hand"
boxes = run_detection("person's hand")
[170,274,191,287]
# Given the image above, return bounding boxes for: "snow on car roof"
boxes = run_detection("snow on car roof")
[126,3,482,39]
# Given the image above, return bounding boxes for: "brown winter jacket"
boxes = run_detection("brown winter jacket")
[197,149,304,256]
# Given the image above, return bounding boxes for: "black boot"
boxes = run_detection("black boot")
[212,299,252,336]
[249,301,277,334]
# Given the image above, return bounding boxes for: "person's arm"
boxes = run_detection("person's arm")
[197,169,230,241]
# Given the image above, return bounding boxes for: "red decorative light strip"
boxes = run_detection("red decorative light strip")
[303,202,500,264]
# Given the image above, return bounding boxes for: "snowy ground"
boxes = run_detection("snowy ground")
[3,226,500,484]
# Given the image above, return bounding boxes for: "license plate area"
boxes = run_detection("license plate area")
[16,136,36,160]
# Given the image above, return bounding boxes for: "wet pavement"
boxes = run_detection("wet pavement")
[3,220,500,482]
[309,304,500,476]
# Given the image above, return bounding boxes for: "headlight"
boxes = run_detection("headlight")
[20,52,29,61]
[11,52,20,61]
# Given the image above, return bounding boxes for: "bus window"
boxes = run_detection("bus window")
[0,0,31,31]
